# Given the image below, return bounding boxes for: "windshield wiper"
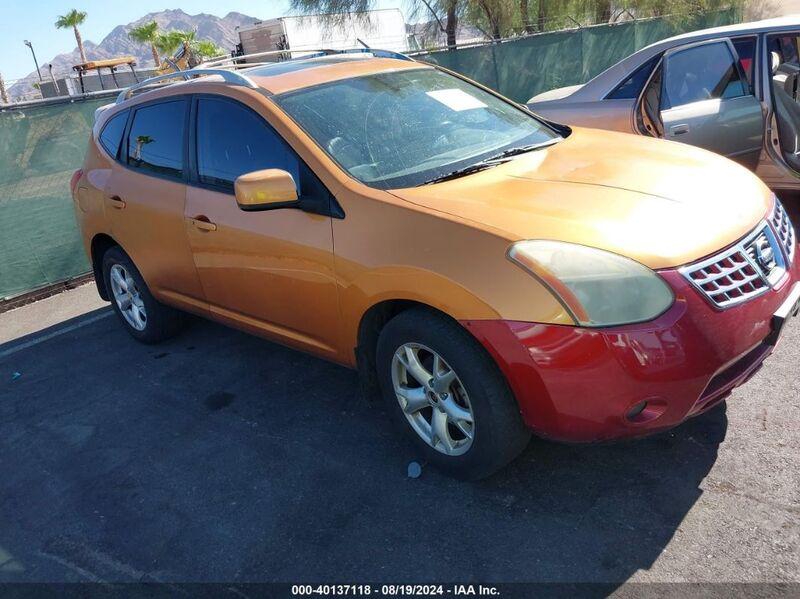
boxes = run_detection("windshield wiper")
[488,138,561,160]
[420,157,509,185]
[420,138,561,186]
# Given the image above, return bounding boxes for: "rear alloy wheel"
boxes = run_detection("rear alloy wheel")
[376,308,531,480]
[102,246,186,344]
[109,263,147,331]
[392,343,475,456]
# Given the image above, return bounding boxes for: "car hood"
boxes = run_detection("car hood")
[390,128,773,270]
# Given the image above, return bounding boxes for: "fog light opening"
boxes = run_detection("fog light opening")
[625,397,668,424]
[626,400,648,421]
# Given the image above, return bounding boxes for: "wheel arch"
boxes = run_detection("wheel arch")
[90,233,120,301]
[354,298,485,401]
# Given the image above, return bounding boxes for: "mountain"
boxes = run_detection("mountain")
[9,9,258,100]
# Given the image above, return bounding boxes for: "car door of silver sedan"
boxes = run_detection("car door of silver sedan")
[657,38,763,170]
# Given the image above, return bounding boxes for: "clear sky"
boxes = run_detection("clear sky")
[0,0,403,82]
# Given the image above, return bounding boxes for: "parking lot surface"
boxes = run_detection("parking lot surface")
[0,283,798,586]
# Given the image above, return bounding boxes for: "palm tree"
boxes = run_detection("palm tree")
[171,30,223,57]
[55,9,88,64]
[155,30,223,68]
[154,31,183,58]
[129,21,162,69]
[133,135,153,161]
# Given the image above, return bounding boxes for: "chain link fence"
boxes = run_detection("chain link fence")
[0,95,113,300]
[0,9,741,301]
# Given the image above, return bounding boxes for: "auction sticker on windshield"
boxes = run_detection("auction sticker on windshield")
[426,88,487,111]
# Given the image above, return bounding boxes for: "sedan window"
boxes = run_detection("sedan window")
[607,56,660,100]
[732,37,756,91]
[663,42,747,110]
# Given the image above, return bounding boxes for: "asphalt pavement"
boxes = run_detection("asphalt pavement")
[0,282,798,587]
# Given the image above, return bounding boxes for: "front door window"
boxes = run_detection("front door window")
[662,41,747,110]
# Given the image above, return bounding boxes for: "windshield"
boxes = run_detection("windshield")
[274,68,562,189]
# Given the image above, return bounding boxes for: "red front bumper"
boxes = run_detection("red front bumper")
[463,261,799,443]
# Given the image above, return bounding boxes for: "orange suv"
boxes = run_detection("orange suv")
[72,51,800,479]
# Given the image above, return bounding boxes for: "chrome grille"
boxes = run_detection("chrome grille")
[680,223,786,309]
[771,199,796,265]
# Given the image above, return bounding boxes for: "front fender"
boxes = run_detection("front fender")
[340,264,501,360]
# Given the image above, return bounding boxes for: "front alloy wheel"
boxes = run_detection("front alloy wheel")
[391,343,475,456]
[376,307,531,479]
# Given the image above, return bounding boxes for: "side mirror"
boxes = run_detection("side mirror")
[234,169,299,211]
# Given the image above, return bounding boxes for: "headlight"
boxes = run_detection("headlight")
[507,240,674,327]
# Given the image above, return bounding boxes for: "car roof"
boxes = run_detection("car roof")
[245,54,428,95]
[558,15,800,102]
[94,53,430,132]
[658,14,800,46]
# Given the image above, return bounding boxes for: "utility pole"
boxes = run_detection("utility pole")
[0,71,9,105]
[24,40,43,81]
[47,63,61,95]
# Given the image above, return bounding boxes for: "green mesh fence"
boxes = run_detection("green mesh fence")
[0,97,111,299]
[418,9,740,102]
[0,11,740,300]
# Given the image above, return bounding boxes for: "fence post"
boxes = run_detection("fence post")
[0,72,9,105]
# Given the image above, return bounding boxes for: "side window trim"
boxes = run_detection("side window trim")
[636,55,665,137]
[187,95,199,187]
[730,35,758,95]
[121,95,191,184]
[187,93,345,219]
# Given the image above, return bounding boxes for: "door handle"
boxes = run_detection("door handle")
[108,195,126,209]
[191,216,217,232]
[670,124,690,136]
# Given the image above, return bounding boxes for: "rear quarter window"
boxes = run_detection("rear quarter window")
[607,56,660,100]
[98,110,128,159]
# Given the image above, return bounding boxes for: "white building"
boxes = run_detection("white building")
[236,8,409,59]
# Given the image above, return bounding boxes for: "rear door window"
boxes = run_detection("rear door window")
[99,110,128,159]
[663,41,747,110]
[127,99,187,179]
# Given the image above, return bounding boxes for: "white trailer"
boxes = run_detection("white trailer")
[236,8,408,60]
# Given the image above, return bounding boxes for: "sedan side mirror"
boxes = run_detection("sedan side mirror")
[234,169,299,211]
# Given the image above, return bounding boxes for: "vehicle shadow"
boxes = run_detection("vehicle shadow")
[0,312,726,586]
[473,405,727,583]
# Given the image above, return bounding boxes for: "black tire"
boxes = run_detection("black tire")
[376,308,531,480]
[102,246,185,344]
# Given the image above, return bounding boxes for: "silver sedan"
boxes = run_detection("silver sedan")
[527,16,800,191]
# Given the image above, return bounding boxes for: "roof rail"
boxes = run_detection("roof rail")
[198,47,414,69]
[115,68,258,104]
[115,48,413,104]
[340,48,415,61]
